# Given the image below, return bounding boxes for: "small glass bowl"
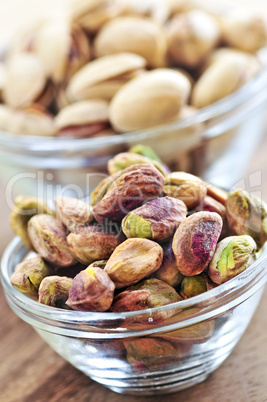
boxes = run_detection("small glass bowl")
[1,237,267,396]
[1,67,267,198]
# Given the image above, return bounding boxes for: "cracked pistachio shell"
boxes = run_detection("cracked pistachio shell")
[93,163,164,223]
[10,256,50,297]
[167,10,220,68]
[180,274,215,299]
[54,196,94,231]
[107,152,168,177]
[38,276,73,308]
[122,196,187,241]
[3,53,47,108]
[154,241,183,287]
[109,69,191,132]
[10,196,54,250]
[104,238,163,288]
[129,144,162,164]
[67,52,146,102]
[94,17,167,67]
[221,9,267,52]
[125,337,190,370]
[208,235,257,285]
[67,224,124,265]
[172,211,223,276]
[191,50,261,109]
[226,189,267,247]
[28,214,77,267]
[66,267,115,311]
[163,172,207,210]
[110,278,181,312]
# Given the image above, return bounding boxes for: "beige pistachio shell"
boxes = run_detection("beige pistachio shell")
[120,0,171,24]
[3,53,47,108]
[167,10,220,68]
[94,17,167,68]
[109,68,191,132]
[54,100,109,130]
[191,51,260,109]
[221,9,267,53]
[67,52,146,102]
[70,0,122,33]
[0,105,13,131]
[8,105,55,137]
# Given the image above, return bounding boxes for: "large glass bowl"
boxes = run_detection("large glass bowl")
[1,67,267,198]
[1,237,266,396]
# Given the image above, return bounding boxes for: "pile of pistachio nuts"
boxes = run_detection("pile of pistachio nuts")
[0,0,266,137]
[10,145,267,312]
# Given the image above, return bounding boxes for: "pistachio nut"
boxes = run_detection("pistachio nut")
[55,100,110,138]
[67,52,146,101]
[11,256,50,297]
[163,172,207,210]
[54,196,94,231]
[122,196,187,242]
[94,17,167,67]
[167,10,220,68]
[120,0,171,24]
[38,276,73,308]
[28,214,77,267]
[10,195,54,250]
[110,278,181,312]
[198,195,226,220]
[221,9,267,53]
[66,267,115,311]
[70,0,122,33]
[67,223,124,265]
[191,50,261,108]
[107,152,168,177]
[154,240,183,287]
[129,144,162,164]
[109,68,191,132]
[90,170,122,207]
[87,260,107,270]
[180,274,215,299]
[34,20,91,83]
[226,189,267,247]
[104,238,163,288]
[206,183,227,206]
[3,53,47,108]
[8,104,55,137]
[93,163,164,223]
[208,235,257,284]
[172,211,223,276]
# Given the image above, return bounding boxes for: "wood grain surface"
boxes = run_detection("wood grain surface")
[0,1,267,401]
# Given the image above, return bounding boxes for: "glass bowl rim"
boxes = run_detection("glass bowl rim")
[1,236,267,326]
[1,66,267,153]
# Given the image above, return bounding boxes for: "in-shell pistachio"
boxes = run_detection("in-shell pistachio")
[109,69,191,132]
[172,211,223,276]
[180,274,215,299]
[122,196,187,242]
[208,235,257,284]
[93,163,164,223]
[104,238,163,288]
[66,267,115,311]
[38,276,73,308]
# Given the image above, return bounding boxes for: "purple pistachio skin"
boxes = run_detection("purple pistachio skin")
[122,196,187,241]
[154,240,183,287]
[172,211,223,276]
[10,256,50,296]
[27,214,77,268]
[67,224,125,265]
[54,196,94,231]
[66,267,115,311]
[110,278,181,312]
[93,164,164,223]
[38,276,73,308]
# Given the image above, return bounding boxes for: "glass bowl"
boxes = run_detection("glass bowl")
[1,66,267,199]
[1,236,266,396]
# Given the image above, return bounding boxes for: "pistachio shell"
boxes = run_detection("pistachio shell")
[120,0,171,24]
[109,68,191,132]
[94,17,167,67]
[67,52,146,102]
[3,53,47,108]
[167,10,220,68]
